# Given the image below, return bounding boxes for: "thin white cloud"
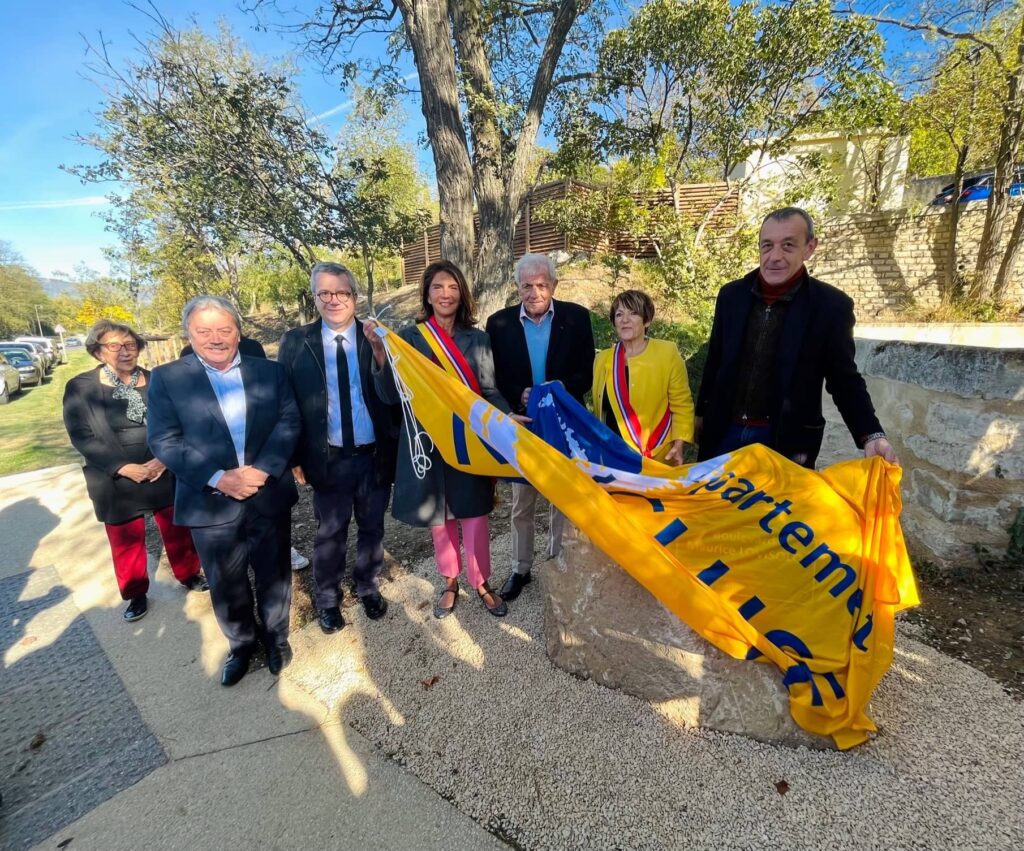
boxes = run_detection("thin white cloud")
[314,99,354,121]
[313,73,419,122]
[0,196,110,212]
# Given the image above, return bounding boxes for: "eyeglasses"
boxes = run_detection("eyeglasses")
[101,342,139,353]
[316,290,354,304]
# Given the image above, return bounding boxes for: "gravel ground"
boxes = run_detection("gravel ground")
[283,531,1024,851]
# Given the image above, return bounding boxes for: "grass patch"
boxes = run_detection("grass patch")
[0,351,95,477]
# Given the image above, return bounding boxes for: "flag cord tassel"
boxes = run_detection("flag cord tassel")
[378,326,434,480]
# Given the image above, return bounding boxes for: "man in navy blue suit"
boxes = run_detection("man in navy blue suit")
[148,295,301,687]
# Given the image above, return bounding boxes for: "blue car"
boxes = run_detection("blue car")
[956,170,1024,203]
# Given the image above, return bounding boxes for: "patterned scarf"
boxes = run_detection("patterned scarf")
[103,365,146,424]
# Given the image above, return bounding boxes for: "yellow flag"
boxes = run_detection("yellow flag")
[379,326,919,748]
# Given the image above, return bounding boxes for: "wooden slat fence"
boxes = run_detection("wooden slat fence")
[401,179,739,285]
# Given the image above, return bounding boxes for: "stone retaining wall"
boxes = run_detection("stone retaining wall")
[811,206,1024,317]
[821,341,1024,564]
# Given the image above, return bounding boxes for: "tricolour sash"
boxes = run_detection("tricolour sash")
[418,317,482,395]
[608,341,672,457]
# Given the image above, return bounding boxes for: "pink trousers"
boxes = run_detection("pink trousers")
[430,516,492,588]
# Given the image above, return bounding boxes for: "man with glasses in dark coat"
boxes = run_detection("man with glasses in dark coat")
[278,262,398,635]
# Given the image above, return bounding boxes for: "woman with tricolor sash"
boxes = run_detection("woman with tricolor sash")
[366,260,519,619]
[592,290,695,465]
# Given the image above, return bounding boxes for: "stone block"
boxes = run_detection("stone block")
[863,342,1024,402]
[541,526,834,750]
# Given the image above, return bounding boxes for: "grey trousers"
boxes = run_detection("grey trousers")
[510,482,566,575]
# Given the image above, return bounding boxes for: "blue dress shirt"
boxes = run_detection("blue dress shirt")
[199,352,247,489]
[520,302,555,386]
[322,322,375,447]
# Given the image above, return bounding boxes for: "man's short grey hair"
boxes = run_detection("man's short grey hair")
[762,207,816,241]
[181,295,242,336]
[514,253,558,285]
[310,261,360,298]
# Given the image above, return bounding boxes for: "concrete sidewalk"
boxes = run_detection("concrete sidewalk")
[0,464,504,851]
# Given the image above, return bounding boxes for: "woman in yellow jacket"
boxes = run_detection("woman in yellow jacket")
[592,290,694,465]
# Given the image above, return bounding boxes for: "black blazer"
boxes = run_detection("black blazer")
[63,365,174,523]
[485,299,596,413]
[277,318,399,490]
[146,354,300,527]
[695,269,882,466]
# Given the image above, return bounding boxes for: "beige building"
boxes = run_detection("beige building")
[730,128,910,214]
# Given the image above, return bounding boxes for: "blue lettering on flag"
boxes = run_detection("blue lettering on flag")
[609,492,664,512]
[696,559,729,585]
[452,414,470,465]
[738,596,766,621]
[655,518,688,546]
[823,672,846,699]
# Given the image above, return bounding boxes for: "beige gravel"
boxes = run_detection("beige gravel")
[285,531,1024,851]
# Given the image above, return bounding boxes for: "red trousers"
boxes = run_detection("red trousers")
[104,505,201,600]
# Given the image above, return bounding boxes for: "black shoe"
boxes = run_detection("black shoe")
[123,596,148,622]
[181,573,210,592]
[433,585,458,620]
[318,606,345,634]
[221,652,251,687]
[266,642,293,676]
[361,592,388,621]
[478,583,508,618]
[498,572,531,602]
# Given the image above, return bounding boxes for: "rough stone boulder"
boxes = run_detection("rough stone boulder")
[542,525,834,749]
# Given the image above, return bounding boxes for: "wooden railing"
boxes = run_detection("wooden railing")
[401,178,739,285]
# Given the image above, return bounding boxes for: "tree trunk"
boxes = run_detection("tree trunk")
[361,241,376,314]
[944,148,969,301]
[973,25,1024,298]
[396,0,476,280]
[454,0,588,318]
[994,198,1024,302]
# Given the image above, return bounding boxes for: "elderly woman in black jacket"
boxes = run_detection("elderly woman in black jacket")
[63,319,208,622]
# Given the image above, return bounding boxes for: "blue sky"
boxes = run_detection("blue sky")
[0,0,424,278]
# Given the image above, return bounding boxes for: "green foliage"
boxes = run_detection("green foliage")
[0,242,51,337]
[906,34,1008,176]
[554,0,890,186]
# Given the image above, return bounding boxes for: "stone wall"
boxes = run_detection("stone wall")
[819,341,1024,564]
[810,205,1024,318]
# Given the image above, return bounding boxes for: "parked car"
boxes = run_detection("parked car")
[2,349,43,386]
[15,336,57,367]
[65,335,85,349]
[0,343,49,377]
[0,354,23,404]
[933,169,1024,204]
[929,175,986,205]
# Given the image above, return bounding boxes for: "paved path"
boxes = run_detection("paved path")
[0,465,503,851]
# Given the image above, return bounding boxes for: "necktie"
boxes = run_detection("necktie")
[336,334,355,448]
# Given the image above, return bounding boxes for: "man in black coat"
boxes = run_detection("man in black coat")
[485,253,596,601]
[148,295,301,687]
[277,262,398,634]
[695,207,898,469]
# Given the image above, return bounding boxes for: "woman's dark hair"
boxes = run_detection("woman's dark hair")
[609,289,656,326]
[419,260,478,328]
[85,319,147,359]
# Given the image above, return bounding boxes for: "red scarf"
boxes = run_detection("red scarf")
[759,265,806,306]
[419,316,482,395]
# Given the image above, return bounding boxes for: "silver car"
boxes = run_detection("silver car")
[0,354,23,404]
[3,349,43,386]
[0,343,48,377]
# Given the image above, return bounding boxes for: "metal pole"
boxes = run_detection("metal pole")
[34,305,43,335]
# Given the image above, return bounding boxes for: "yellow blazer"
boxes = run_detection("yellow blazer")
[592,338,695,460]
